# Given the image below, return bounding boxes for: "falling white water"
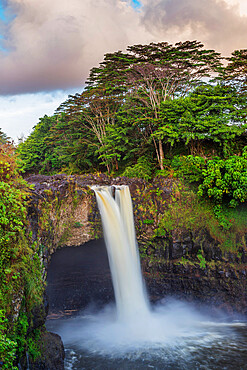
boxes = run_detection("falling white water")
[46,185,247,367]
[92,185,150,321]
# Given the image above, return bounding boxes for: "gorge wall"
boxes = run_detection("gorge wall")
[27,173,247,316]
[22,172,247,368]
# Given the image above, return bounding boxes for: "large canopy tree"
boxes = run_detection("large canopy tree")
[58,41,222,170]
[223,49,247,95]
[18,41,247,177]
[154,84,247,156]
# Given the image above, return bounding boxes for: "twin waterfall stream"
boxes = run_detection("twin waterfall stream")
[46,185,247,369]
[92,185,150,320]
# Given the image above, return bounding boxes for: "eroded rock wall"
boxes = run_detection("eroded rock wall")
[26,174,247,316]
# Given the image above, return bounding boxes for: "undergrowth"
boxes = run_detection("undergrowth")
[154,182,247,253]
[0,143,44,368]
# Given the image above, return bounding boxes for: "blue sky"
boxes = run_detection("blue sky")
[0,4,5,49]
[132,0,142,9]
[0,1,6,21]
[0,1,9,47]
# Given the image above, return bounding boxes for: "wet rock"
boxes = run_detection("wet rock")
[30,331,65,370]
[30,295,49,331]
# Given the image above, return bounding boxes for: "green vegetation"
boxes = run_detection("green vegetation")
[153,183,247,254]
[17,41,247,178]
[0,143,44,368]
[16,41,247,236]
[0,128,9,144]
[123,155,153,181]
[16,41,247,243]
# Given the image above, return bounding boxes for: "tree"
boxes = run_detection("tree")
[0,128,9,144]
[17,115,56,173]
[223,49,247,95]
[104,41,222,169]
[99,102,154,171]
[57,84,124,172]
[154,84,247,156]
[59,41,222,171]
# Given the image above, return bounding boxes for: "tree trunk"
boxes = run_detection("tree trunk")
[115,157,118,171]
[159,140,164,170]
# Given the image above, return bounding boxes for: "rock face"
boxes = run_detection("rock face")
[30,331,65,370]
[144,251,247,315]
[26,174,247,318]
[23,173,247,368]
[46,239,114,316]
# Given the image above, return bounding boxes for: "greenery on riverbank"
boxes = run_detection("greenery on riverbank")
[0,143,44,368]
[154,183,247,252]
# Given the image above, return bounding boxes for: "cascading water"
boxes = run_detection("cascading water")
[46,184,247,369]
[92,185,150,320]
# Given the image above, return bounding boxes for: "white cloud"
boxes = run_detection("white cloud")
[1,0,247,95]
[0,0,247,141]
[224,0,247,15]
[0,89,78,140]
[0,0,247,94]
[140,0,247,56]
[0,0,150,94]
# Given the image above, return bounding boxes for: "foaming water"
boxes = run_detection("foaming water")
[46,186,247,368]
[47,300,247,369]
[53,301,216,355]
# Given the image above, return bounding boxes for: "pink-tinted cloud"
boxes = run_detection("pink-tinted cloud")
[141,0,247,54]
[0,0,150,95]
[0,0,247,95]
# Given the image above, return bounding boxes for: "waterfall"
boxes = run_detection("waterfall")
[92,185,150,321]
[48,185,242,366]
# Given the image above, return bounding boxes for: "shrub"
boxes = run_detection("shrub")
[0,143,44,367]
[171,155,206,183]
[123,155,153,181]
[198,151,247,207]
[171,150,247,208]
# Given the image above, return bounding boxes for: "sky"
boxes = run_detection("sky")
[0,0,247,140]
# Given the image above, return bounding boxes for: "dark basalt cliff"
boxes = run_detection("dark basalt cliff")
[26,173,247,317]
[24,173,247,368]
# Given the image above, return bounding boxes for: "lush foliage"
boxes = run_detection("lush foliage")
[155,84,246,156]
[123,155,153,181]
[17,41,247,219]
[154,183,247,253]
[170,150,247,208]
[198,151,247,207]
[0,128,9,144]
[18,41,246,176]
[0,143,43,368]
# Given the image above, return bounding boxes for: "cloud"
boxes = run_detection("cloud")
[0,0,150,95]
[0,0,247,96]
[0,89,78,140]
[140,0,247,55]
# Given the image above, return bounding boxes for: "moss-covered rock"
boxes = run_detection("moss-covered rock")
[29,331,64,370]
[26,173,247,317]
